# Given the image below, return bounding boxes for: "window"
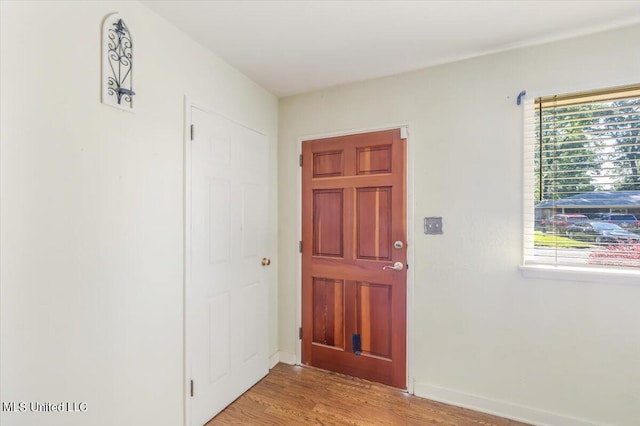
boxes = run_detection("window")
[523,84,640,270]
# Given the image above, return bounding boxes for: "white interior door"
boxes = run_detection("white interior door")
[186,105,269,426]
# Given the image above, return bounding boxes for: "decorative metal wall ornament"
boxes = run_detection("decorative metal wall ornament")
[102,13,135,111]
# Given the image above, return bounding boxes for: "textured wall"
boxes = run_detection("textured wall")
[0,2,278,425]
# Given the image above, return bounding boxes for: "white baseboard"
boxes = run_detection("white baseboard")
[269,351,297,369]
[413,382,599,426]
[277,351,297,365]
[268,352,280,369]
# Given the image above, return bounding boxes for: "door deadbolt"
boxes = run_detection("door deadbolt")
[394,241,404,249]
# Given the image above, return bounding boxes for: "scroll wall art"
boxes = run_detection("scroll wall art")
[102,13,135,111]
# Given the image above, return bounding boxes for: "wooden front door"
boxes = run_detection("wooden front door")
[301,129,407,389]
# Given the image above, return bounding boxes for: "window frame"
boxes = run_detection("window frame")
[521,84,640,284]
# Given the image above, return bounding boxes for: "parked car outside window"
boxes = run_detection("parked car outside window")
[565,221,640,245]
[540,214,589,233]
[598,214,640,232]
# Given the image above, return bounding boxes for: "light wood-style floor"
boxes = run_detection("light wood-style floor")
[206,363,530,425]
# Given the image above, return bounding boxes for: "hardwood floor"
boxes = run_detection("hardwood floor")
[206,363,530,425]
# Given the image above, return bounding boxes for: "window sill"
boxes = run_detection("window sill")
[519,264,640,286]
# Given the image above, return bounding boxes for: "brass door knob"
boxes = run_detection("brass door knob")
[261,258,271,266]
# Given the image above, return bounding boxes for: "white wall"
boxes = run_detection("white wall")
[278,25,640,426]
[0,2,278,426]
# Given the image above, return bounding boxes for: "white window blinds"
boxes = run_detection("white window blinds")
[523,84,640,270]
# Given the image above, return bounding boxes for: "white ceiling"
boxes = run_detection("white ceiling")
[142,0,640,98]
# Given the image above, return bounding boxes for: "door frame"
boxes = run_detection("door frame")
[183,96,194,426]
[295,124,415,393]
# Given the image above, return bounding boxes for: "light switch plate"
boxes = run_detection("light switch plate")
[424,217,443,234]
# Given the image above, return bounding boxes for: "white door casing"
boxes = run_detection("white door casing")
[185,103,269,426]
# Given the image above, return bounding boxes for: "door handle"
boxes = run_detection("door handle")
[383,262,404,271]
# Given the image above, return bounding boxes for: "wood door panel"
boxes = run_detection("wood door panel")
[302,129,406,389]
[313,150,344,178]
[356,145,392,175]
[241,183,261,258]
[356,187,392,261]
[208,293,230,384]
[312,277,345,349]
[357,282,391,358]
[208,179,231,264]
[313,189,344,257]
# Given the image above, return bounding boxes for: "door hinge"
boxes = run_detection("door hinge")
[299,154,303,167]
[299,327,302,340]
[190,379,194,397]
[190,124,194,141]
[299,241,302,253]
